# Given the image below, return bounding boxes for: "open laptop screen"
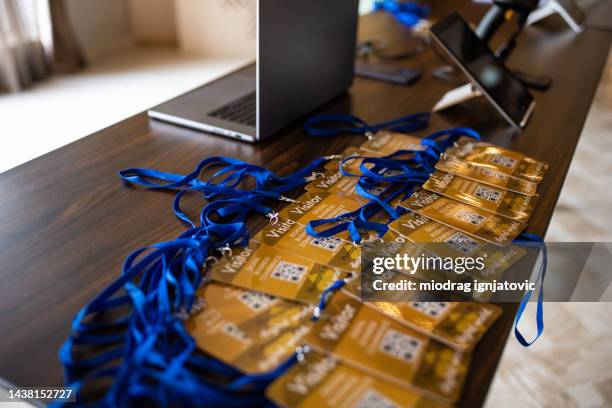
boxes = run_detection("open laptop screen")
[258,0,359,137]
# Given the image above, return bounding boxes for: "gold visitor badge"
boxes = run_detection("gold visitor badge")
[252,216,360,272]
[266,349,451,408]
[186,282,313,374]
[304,291,471,402]
[208,241,345,305]
[278,191,363,227]
[398,191,526,246]
[445,137,548,183]
[342,279,501,352]
[435,155,539,196]
[388,212,525,281]
[423,170,538,222]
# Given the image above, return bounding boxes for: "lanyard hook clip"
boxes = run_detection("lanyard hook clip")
[266,211,279,225]
[220,244,233,258]
[304,171,324,182]
[278,195,298,203]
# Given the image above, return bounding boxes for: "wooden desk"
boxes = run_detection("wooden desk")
[0,2,610,406]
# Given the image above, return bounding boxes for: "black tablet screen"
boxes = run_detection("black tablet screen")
[431,12,534,127]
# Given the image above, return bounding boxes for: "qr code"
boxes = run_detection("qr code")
[491,154,517,169]
[379,329,421,363]
[271,261,307,283]
[444,232,481,254]
[310,236,343,252]
[222,323,250,343]
[473,185,502,203]
[238,290,277,311]
[409,302,449,318]
[455,209,487,226]
[482,167,508,180]
[353,389,398,408]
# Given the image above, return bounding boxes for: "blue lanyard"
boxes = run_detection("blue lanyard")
[512,232,547,346]
[59,154,345,407]
[304,112,430,137]
[374,0,431,27]
[313,279,348,321]
[57,122,494,406]
[304,127,480,244]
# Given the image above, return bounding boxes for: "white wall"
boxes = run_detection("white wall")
[174,0,255,57]
[127,0,177,45]
[65,0,134,62]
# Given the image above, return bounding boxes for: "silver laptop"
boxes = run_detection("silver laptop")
[148,0,359,143]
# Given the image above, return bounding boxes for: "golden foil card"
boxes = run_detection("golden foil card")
[436,155,538,196]
[278,191,363,227]
[445,137,548,183]
[342,278,501,351]
[186,283,313,374]
[360,131,424,156]
[304,291,470,402]
[208,241,343,305]
[398,191,526,245]
[387,212,524,281]
[305,169,386,202]
[423,170,538,222]
[252,216,360,272]
[266,349,450,408]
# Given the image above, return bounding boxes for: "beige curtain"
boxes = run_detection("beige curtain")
[0,0,84,93]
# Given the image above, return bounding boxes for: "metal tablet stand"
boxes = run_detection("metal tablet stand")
[526,0,585,33]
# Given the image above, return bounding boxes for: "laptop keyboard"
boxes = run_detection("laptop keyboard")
[208,92,256,127]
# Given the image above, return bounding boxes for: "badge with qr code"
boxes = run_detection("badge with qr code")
[398,191,526,245]
[342,277,502,352]
[252,215,361,272]
[266,349,451,408]
[185,282,314,373]
[423,170,538,222]
[435,155,539,196]
[445,137,548,183]
[278,191,364,228]
[207,241,346,305]
[387,212,525,281]
[304,291,470,402]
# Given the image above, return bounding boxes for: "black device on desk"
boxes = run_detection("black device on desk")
[434,0,552,90]
[431,12,535,128]
[355,60,421,85]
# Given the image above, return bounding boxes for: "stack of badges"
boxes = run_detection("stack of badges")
[183,131,548,407]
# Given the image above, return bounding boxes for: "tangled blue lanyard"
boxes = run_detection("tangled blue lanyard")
[305,127,480,243]
[58,153,347,406]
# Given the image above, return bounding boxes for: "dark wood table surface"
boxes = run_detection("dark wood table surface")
[1,1,610,406]
[583,0,612,31]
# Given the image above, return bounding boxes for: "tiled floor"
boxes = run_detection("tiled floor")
[0,46,610,407]
[484,51,612,408]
